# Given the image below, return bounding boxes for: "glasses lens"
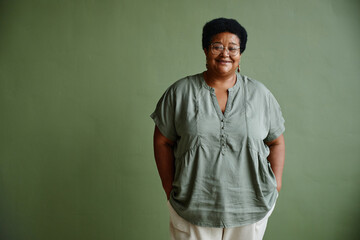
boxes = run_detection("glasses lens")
[211,44,224,55]
[211,44,239,56]
[228,47,239,56]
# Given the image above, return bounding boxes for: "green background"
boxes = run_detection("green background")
[1,0,359,239]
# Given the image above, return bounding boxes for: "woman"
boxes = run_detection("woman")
[151,18,285,240]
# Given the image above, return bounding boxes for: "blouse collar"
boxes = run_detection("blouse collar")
[201,71,241,93]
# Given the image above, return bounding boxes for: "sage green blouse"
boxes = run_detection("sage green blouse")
[151,72,285,228]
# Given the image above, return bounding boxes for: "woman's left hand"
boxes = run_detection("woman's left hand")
[265,134,285,193]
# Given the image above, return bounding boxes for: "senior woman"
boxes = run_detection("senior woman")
[151,18,285,240]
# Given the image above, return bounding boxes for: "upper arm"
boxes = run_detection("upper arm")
[264,91,285,143]
[154,126,175,147]
[265,134,285,147]
[150,87,178,142]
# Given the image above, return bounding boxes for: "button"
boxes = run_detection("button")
[222,126,224,129]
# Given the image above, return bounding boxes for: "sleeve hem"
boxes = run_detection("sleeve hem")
[264,125,285,143]
[150,113,177,142]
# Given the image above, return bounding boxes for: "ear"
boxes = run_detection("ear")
[204,48,208,55]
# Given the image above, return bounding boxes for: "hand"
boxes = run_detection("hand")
[276,183,282,193]
[165,186,172,200]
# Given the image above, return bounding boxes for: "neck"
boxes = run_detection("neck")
[204,70,237,89]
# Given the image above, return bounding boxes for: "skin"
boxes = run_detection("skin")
[153,126,175,200]
[153,32,285,200]
[265,134,285,192]
[203,32,241,113]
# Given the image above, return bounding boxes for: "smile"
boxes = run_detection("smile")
[216,60,233,64]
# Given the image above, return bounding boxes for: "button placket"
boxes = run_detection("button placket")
[220,118,226,155]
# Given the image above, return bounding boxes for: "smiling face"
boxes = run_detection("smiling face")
[204,32,241,77]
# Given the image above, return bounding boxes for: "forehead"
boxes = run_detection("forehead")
[211,32,240,45]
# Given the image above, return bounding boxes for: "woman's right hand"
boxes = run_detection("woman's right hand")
[153,126,175,201]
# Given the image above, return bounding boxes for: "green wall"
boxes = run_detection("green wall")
[1,0,359,239]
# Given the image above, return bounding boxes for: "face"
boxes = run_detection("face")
[204,32,241,77]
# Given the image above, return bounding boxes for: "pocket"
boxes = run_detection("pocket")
[167,201,190,234]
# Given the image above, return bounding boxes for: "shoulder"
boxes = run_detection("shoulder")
[240,74,271,96]
[167,73,202,95]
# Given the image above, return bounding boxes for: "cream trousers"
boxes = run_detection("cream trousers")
[167,201,275,240]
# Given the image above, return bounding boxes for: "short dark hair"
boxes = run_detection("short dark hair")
[202,18,248,54]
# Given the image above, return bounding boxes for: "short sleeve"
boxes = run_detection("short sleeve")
[150,87,178,141]
[264,91,285,143]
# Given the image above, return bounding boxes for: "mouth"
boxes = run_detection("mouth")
[216,59,233,64]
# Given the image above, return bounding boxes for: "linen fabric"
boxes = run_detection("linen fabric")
[151,72,285,228]
[167,200,275,240]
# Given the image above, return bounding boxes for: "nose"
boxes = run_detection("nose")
[220,47,230,56]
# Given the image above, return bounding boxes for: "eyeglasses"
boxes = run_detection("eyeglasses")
[210,43,240,56]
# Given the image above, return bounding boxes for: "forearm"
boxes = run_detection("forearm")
[266,134,285,192]
[153,127,175,200]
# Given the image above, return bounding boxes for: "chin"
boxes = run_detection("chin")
[215,68,234,75]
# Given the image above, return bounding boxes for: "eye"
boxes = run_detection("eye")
[213,45,224,50]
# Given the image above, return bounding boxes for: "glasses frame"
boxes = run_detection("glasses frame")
[210,43,241,56]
